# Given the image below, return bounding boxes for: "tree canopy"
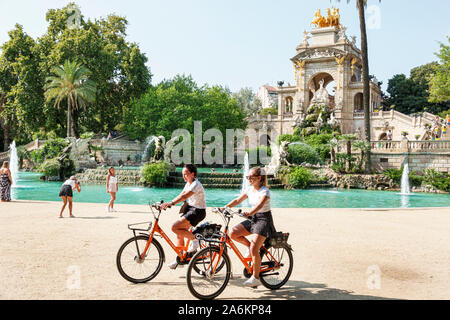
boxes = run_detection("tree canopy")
[429,37,450,104]
[0,2,151,148]
[123,74,247,142]
[383,62,449,115]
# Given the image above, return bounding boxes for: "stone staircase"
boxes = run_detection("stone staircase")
[76,168,285,189]
[77,168,143,186]
[166,171,284,189]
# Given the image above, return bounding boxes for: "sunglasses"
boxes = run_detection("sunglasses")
[246,175,260,180]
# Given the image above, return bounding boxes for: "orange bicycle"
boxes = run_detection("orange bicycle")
[116,201,221,283]
[186,207,293,300]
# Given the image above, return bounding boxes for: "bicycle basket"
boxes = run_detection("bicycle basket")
[193,222,222,239]
[269,232,290,248]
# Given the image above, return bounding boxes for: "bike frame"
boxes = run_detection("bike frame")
[206,209,281,276]
[132,202,193,262]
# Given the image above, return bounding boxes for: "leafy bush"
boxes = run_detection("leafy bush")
[30,139,68,164]
[424,169,450,192]
[287,143,322,165]
[40,158,60,177]
[383,168,403,185]
[408,172,424,187]
[141,162,170,187]
[246,146,271,166]
[288,166,315,189]
[331,154,358,173]
[432,175,450,192]
[276,134,302,145]
[260,107,278,116]
[304,133,337,161]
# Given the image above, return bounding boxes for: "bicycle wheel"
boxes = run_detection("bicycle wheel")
[187,246,231,300]
[259,244,293,290]
[116,235,165,283]
[192,242,227,274]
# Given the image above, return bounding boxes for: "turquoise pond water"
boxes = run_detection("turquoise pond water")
[10,172,449,208]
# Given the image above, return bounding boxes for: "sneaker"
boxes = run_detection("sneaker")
[243,275,261,288]
[106,206,110,213]
[187,239,200,253]
[111,208,117,212]
[167,260,183,270]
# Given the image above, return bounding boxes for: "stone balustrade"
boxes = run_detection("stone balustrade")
[369,140,450,153]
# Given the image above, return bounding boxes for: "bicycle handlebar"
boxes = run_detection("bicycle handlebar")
[149,200,172,213]
[213,207,245,218]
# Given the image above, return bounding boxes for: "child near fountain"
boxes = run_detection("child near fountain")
[59,176,81,218]
[0,161,13,202]
[106,167,118,212]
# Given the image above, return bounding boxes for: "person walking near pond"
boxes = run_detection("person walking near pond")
[160,164,206,269]
[223,166,276,288]
[0,161,13,202]
[59,176,81,218]
[106,166,118,212]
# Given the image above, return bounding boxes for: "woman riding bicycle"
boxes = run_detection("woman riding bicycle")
[160,164,206,269]
[224,166,275,288]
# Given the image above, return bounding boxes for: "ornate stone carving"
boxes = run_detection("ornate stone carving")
[310,79,330,106]
[295,47,347,61]
[310,7,342,29]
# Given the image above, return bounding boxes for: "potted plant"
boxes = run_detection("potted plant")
[401,131,409,138]
[415,134,421,140]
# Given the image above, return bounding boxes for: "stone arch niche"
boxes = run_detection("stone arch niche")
[259,134,271,147]
[307,72,336,110]
[354,92,363,112]
[284,96,294,113]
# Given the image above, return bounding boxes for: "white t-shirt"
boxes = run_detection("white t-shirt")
[244,186,271,213]
[183,179,206,209]
[63,179,76,188]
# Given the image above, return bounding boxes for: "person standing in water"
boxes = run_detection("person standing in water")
[106,167,118,212]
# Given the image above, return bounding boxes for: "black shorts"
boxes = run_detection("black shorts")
[59,185,73,197]
[182,205,206,227]
[241,211,276,239]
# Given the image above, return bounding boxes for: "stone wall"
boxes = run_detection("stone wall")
[371,152,450,173]
[90,139,145,166]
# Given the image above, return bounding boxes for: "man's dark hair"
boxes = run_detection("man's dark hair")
[184,164,198,178]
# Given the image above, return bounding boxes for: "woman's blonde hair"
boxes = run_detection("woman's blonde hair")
[2,161,9,169]
[249,166,268,188]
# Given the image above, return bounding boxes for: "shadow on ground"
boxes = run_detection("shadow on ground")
[225,277,397,300]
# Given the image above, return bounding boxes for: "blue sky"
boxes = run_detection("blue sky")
[1,0,449,92]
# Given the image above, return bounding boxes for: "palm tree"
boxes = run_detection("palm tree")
[45,60,96,138]
[341,134,358,172]
[334,0,381,173]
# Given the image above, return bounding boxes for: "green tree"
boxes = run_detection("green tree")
[123,74,247,142]
[232,87,260,116]
[44,60,97,138]
[384,63,449,115]
[429,38,450,104]
[0,24,44,149]
[37,3,151,134]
